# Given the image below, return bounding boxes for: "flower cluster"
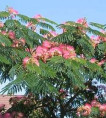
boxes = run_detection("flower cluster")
[0,95,35,118]
[0,29,26,47]
[26,14,43,31]
[90,58,105,66]
[0,22,4,28]
[77,100,106,117]
[90,31,106,48]
[8,7,18,15]
[76,18,88,28]
[22,40,76,67]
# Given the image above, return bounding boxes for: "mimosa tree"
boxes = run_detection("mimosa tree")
[0,7,106,118]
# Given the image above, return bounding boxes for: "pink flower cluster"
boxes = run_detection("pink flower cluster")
[26,14,43,31]
[77,100,106,117]
[76,18,88,28]
[90,58,105,66]
[0,22,4,28]
[23,40,76,67]
[90,30,106,48]
[8,31,26,47]
[43,31,58,39]
[33,14,42,22]
[8,7,18,15]
[0,30,26,47]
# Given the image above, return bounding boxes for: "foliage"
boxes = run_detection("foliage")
[0,8,106,118]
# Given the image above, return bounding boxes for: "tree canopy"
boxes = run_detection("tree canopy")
[0,7,106,118]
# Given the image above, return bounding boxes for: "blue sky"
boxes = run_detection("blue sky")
[0,0,106,94]
[0,0,106,24]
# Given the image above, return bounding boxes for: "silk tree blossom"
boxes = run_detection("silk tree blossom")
[77,104,91,117]
[49,47,62,57]
[91,100,101,107]
[43,31,58,39]
[50,31,58,37]
[0,22,4,28]
[8,7,18,15]
[19,38,26,46]
[34,14,43,22]
[26,22,33,27]
[22,57,30,67]
[23,41,76,66]
[26,22,36,31]
[98,30,106,42]
[90,58,97,63]
[99,104,106,112]
[8,31,16,40]
[34,14,42,19]
[98,59,105,66]
[1,31,7,35]
[63,50,76,59]
[35,46,48,57]
[42,40,52,49]
[77,100,106,117]
[77,18,88,28]
[99,104,106,116]
[11,40,19,48]
[31,57,39,66]
[90,36,101,48]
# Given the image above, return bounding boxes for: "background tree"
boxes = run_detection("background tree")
[0,7,106,118]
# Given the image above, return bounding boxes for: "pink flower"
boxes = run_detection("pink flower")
[32,58,39,66]
[0,22,4,28]
[49,47,62,57]
[42,40,51,49]
[3,113,12,118]
[63,50,76,59]
[11,40,19,47]
[22,57,30,67]
[19,38,26,46]
[62,51,70,59]
[77,18,88,27]
[26,22,33,27]
[91,36,101,48]
[77,105,91,117]
[90,58,97,63]
[59,44,66,50]
[1,31,7,35]
[34,14,42,22]
[98,30,106,42]
[36,46,48,57]
[91,100,101,107]
[85,103,92,108]
[50,31,58,37]
[34,14,42,19]
[8,7,18,15]
[66,45,74,52]
[99,104,106,112]
[98,60,105,66]
[99,104,106,117]
[8,31,16,40]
